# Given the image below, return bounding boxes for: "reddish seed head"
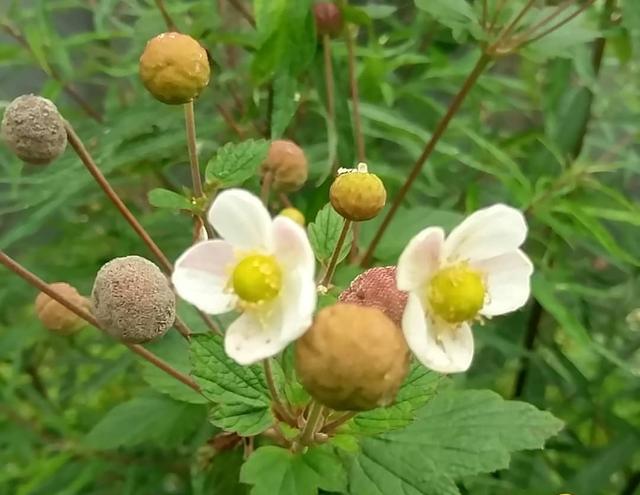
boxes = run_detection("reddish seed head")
[313,2,344,38]
[339,266,408,327]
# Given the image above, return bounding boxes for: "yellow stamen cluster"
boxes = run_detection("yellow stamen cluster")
[426,263,486,324]
[232,254,282,304]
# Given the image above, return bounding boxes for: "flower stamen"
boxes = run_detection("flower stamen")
[232,254,282,304]
[426,263,485,323]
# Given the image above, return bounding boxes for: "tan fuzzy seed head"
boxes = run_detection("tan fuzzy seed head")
[313,2,344,38]
[1,95,67,165]
[330,168,386,221]
[139,32,210,105]
[339,266,407,327]
[262,140,308,192]
[35,282,89,336]
[295,303,410,411]
[91,256,176,344]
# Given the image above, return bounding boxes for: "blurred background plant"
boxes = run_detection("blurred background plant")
[0,0,639,494]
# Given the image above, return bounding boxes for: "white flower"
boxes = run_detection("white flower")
[397,204,533,374]
[172,189,317,365]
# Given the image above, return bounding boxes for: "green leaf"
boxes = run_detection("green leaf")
[209,402,274,436]
[191,333,271,407]
[85,394,206,449]
[307,204,353,264]
[347,389,563,494]
[346,363,444,435]
[240,445,347,495]
[196,449,248,495]
[147,188,192,210]
[414,0,479,40]
[271,72,298,139]
[342,5,372,26]
[205,139,269,187]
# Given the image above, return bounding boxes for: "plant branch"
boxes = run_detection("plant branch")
[153,0,178,31]
[360,53,492,267]
[64,120,221,336]
[320,219,352,287]
[0,251,200,392]
[345,25,365,163]
[1,23,102,123]
[512,299,543,398]
[263,359,295,424]
[295,401,325,452]
[322,411,356,434]
[261,171,273,206]
[227,0,255,27]
[184,101,204,199]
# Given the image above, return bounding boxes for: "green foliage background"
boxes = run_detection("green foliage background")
[0,0,639,494]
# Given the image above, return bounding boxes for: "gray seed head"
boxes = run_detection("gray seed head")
[1,94,67,165]
[91,256,176,344]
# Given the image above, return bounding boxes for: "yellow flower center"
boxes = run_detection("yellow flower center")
[231,254,282,303]
[426,263,486,323]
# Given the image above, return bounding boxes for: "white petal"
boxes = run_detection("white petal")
[397,227,445,292]
[474,250,533,317]
[272,216,315,276]
[402,293,474,374]
[208,189,273,251]
[278,273,316,342]
[443,204,527,263]
[172,240,236,314]
[224,312,287,365]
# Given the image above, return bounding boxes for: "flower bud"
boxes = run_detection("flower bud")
[279,207,305,226]
[1,95,67,165]
[330,163,386,221]
[313,2,344,38]
[91,256,176,344]
[35,282,89,335]
[295,303,410,411]
[139,32,210,105]
[339,266,407,327]
[262,140,308,192]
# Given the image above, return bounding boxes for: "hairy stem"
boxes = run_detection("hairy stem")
[154,0,178,31]
[295,401,325,452]
[320,219,352,287]
[322,411,356,434]
[263,359,295,424]
[261,171,273,206]
[0,252,200,392]
[345,25,365,163]
[360,53,492,267]
[322,34,338,175]
[184,101,204,199]
[64,120,221,336]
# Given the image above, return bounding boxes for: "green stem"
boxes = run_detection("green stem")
[263,359,295,424]
[296,401,325,452]
[320,219,352,287]
[184,101,204,199]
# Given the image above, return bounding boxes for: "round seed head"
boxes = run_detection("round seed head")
[279,207,305,226]
[330,164,386,221]
[339,266,407,327]
[35,282,89,336]
[262,140,309,192]
[139,32,210,105]
[313,2,344,38]
[91,256,176,344]
[295,303,410,411]
[1,95,67,165]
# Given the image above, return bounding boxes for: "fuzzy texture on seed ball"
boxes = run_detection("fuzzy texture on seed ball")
[1,95,67,165]
[313,2,344,38]
[261,140,309,192]
[330,170,386,221]
[35,282,89,336]
[295,303,410,411]
[91,256,176,344]
[139,32,210,105]
[339,266,408,327]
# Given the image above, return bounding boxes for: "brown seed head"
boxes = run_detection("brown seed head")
[91,256,176,344]
[1,95,67,165]
[313,2,344,38]
[330,164,386,221]
[262,140,309,192]
[139,32,210,105]
[295,303,410,411]
[339,266,407,327]
[35,282,89,335]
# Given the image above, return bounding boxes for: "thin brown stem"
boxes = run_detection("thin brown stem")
[1,23,102,123]
[184,101,204,199]
[279,193,293,208]
[64,120,222,336]
[360,54,492,267]
[322,34,338,176]
[516,0,597,49]
[261,171,273,206]
[487,0,509,34]
[495,0,536,42]
[227,0,256,27]
[482,0,488,27]
[0,251,200,392]
[320,219,352,287]
[154,0,178,31]
[216,103,245,138]
[173,318,192,339]
[322,411,356,434]
[263,359,296,424]
[345,25,366,163]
